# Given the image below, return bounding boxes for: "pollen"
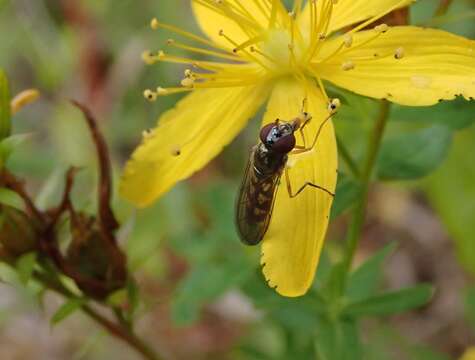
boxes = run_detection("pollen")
[328,98,341,113]
[181,77,195,88]
[343,34,353,48]
[150,18,159,30]
[341,61,355,71]
[170,146,182,157]
[394,47,405,59]
[144,89,157,102]
[375,24,389,33]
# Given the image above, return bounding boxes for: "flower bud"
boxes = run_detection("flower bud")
[66,213,127,300]
[0,206,37,257]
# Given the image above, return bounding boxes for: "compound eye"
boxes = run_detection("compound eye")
[259,123,277,144]
[272,133,296,154]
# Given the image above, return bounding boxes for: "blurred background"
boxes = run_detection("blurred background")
[0,0,474,359]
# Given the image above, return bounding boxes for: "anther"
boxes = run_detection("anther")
[343,34,353,48]
[394,47,405,59]
[142,129,154,139]
[166,39,175,45]
[328,98,341,113]
[319,33,326,40]
[171,146,182,156]
[332,0,339,4]
[144,89,157,102]
[150,18,159,30]
[141,50,157,65]
[181,77,195,88]
[341,61,355,71]
[375,24,389,33]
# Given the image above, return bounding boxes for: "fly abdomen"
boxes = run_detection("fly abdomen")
[235,149,283,246]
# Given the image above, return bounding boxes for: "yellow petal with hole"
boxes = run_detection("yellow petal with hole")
[299,0,415,35]
[316,26,475,106]
[260,78,337,297]
[191,0,270,48]
[120,84,269,207]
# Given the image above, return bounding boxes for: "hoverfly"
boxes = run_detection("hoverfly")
[235,100,339,246]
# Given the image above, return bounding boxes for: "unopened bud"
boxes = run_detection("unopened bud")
[66,213,127,300]
[0,206,37,257]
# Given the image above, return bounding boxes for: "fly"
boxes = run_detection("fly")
[235,100,340,246]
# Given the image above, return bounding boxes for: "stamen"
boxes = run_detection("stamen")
[394,47,405,59]
[328,98,341,114]
[317,77,329,101]
[166,38,244,61]
[343,34,353,48]
[150,18,228,52]
[374,23,389,34]
[144,89,158,102]
[219,30,271,70]
[348,0,413,35]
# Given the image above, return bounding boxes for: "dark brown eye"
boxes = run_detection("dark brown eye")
[259,123,276,144]
[271,133,296,153]
[259,123,296,154]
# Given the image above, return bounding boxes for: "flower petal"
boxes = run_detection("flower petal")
[317,26,475,106]
[192,0,269,48]
[260,78,337,297]
[120,85,269,207]
[299,0,414,35]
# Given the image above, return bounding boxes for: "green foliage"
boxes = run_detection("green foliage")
[15,252,37,285]
[51,297,86,326]
[343,284,434,317]
[346,243,396,303]
[377,125,452,180]
[331,174,362,219]
[0,133,31,167]
[0,69,10,141]
[424,126,475,275]
[391,98,475,131]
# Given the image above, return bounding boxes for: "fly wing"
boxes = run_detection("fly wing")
[235,147,281,246]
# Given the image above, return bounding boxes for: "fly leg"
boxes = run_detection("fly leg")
[285,167,335,198]
[292,112,334,154]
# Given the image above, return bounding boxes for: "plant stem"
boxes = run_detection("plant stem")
[435,0,454,17]
[35,271,163,360]
[341,100,391,282]
[336,136,360,178]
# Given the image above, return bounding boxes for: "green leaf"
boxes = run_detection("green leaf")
[0,69,11,140]
[346,243,397,302]
[172,260,251,326]
[126,277,140,320]
[391,98,475,131]
[331,175,362,219]
[0,188,24,209]
[0,133,31,166]
[51,297,85,326]
[464,287,475,331]
[424,127,475,275]
[343,284,434,317]
[377,125,452,180]
[15,252,37,285]
[314,318,362,360]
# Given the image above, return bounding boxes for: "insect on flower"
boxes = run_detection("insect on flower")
[236,99,340,246]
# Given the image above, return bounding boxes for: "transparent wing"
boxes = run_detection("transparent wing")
[235,148,281,246]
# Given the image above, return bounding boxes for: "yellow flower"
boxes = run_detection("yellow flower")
[121,0,475,297]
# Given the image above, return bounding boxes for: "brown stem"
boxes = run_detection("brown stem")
[35,271,163,360]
